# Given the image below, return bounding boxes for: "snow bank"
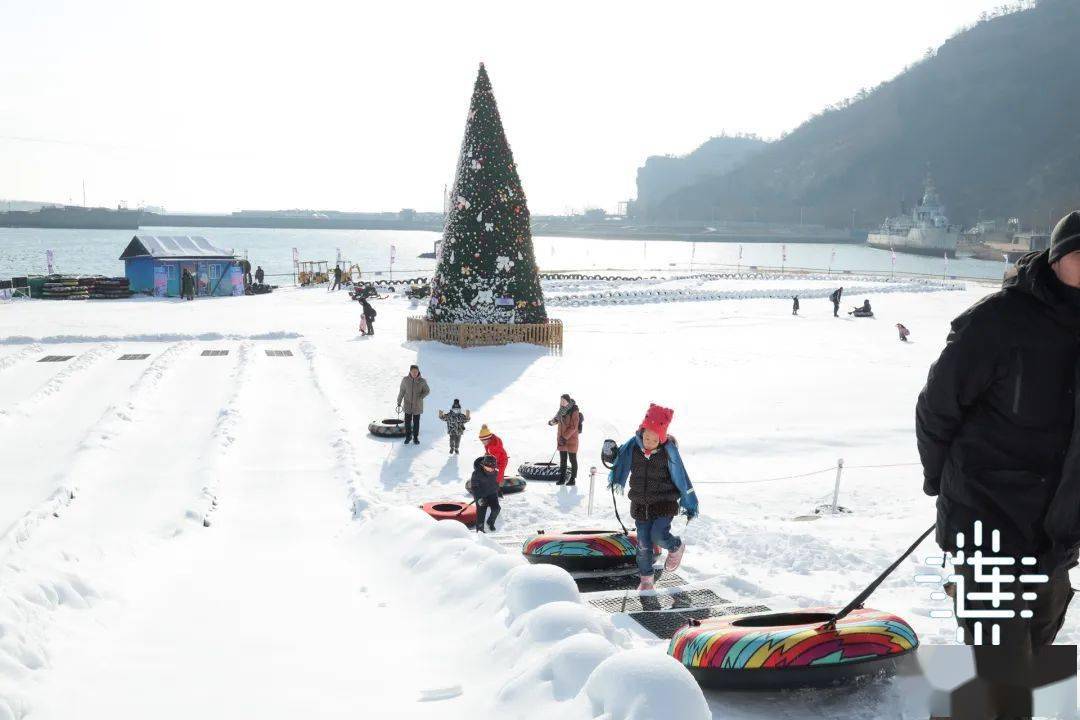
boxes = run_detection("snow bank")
[353,507,708,718]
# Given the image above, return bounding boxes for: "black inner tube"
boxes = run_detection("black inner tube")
[381,419,404,425]
[431,503,464,512]
[731,612,836,628]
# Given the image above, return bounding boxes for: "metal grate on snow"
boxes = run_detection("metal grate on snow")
[38,355,74,363]
[118,353,150,361]
[577,572,687,594]
[201,350,229,357]
[589,588,728,615]
[265,350,293,357]
[628,604,773,640]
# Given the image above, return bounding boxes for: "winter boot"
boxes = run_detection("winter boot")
[555,477,566,486]
[664,542,686,572]
[637,575,655,592]
[403,436,412,445]
[566,478,576,486]
[487,520,496,532]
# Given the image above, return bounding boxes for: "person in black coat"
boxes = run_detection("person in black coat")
[254,266,264,285]
[469,454,501,532]
[360,296,377,335]
[829,287,843,317]
[792,296,799,315]
[916,212,1080,716]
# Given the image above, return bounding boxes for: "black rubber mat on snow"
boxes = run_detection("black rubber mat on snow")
[39,355,74,362]
[201,350,229,357]
[589,588,728,614]
[576,572,687,593]
[629,604,773,640]
[265,350,293,357]
[118,354,150,361]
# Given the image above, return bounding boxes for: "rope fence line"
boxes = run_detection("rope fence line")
[693,460,921,486]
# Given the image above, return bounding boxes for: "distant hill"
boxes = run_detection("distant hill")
[633,135,766,220]
[654,0,1080,230]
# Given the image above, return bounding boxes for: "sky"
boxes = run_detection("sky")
[0,0,1013,215]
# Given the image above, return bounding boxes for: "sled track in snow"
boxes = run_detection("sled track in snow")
[9,343,116,414]
[299,341,374,518]
[0,342,190,560]
[184,342,255,528]
[0,343,43,372]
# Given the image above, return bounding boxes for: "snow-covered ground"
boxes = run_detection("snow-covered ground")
[0,276,1072,719]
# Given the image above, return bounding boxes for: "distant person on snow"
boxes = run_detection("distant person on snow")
[181,268,195,301]
[850,299,873,317]
[915,212,1080,717]
[478,424,508,491]
[608,404,698,592]
[331,266,343,292]
[548,393,581,486]
[829,287,843,317]
[438,399,470,454]
[254,266,264,285]
[896,323,911,342]
[396,364,430,445]
[239,258,252,287]
[359,296,377,335]
[792,295,800,316]
[469,454,501,533]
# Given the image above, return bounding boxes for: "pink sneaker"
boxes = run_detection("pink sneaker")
[664,543,685,572]
[637,575,655,592]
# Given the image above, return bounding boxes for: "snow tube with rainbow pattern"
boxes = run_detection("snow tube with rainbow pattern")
[668,607,918,689]
[522,530,651,571]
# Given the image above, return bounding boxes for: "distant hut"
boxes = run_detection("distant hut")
[120,235,242,297]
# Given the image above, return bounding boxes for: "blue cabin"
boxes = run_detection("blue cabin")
[120,235,242,298]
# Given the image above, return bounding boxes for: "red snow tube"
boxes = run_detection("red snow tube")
[421,501,477,527]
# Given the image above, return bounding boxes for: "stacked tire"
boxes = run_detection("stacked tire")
[42,277,89,300]
[86,277,132,299]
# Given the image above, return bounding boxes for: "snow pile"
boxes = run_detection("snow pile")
[353,507,708,719]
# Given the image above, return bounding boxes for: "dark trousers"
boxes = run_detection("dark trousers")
[832,301,839,317]
[476,494,500,530]
[331,279,341,291]
[559,451,578,482]
[404,413,421,441]
[950,564,1074,717]
[449,433,461,453]
[364,315,375,335]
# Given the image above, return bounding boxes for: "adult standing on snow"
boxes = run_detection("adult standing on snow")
[181,268,195,301]
[331,265,343,292]
[254,266,264,285]
[359,296,377,335]
[547,393,581,486]
[916,212,1080,717]
[829,287,843,317]
[792,296,800,316]
[478,424,508,488]
[608,404,698,592]
[240,258,252,287]
[396,364,430,445]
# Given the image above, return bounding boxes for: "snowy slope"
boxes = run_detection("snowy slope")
[2,276,1069,719]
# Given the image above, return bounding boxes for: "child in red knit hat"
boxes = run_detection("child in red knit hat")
[608,403,698,592]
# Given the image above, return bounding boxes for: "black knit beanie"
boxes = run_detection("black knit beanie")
[452,399,461,408]
[1049,211,1080,264]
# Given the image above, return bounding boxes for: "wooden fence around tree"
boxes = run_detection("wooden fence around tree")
[407,317,563,354]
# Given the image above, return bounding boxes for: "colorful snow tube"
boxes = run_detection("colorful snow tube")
[522,530,650,571]
[421,501,477,527]
[668,607,918,690]
[368,418,407,438]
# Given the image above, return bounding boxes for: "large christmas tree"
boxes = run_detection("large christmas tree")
[427,64,547,324]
